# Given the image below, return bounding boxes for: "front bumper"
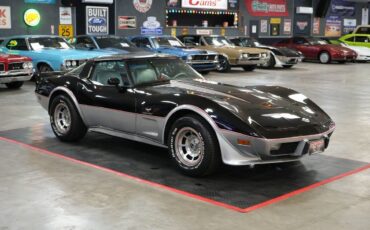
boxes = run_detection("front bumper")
[332,53,356,61]
[187,61,219,71]
[217,126,335,166]
[356,55,370,61]
[0,71,33,84]
[234,57,269,66]
[275,55,300,66]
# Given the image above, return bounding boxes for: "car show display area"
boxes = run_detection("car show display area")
[0,123,368,212]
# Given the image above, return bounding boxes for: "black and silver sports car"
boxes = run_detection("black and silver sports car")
[35,53,335,176]
[229,37,304,68]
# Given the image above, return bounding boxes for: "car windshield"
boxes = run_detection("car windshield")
[95,37,135,49]
[28,37,72,50]
[152,37,185,48]
[204,36,234,46]
[66,63,86,76]
[356,27,370,34]
[240,38,261,47]
[129,58,203,86]
[306,38,329,45]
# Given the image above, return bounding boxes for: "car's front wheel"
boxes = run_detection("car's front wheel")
[168,115,221,177]
[5,81,24,89]
[50,95,87,142]
[38,64,53,73]
[216,56,231,72]
[319,52,331,64]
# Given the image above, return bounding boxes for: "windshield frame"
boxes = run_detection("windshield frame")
[306,37,329,45]
[28,37,73,50]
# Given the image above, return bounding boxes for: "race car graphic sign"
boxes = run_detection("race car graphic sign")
[245,0,288,17]
[86,6,109,35]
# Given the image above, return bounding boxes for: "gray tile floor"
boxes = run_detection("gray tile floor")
[0,62,369,229]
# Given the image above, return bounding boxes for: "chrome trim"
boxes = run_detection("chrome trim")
[89,127,167,148]
[0,73,32,83]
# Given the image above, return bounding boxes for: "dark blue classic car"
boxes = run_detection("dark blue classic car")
[129,35,219,74]
[74,35,144,54]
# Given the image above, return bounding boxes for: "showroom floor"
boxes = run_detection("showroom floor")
[0,62,369,230]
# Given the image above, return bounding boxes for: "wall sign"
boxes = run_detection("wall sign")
[312,17,320,35]
[245,0,288,17]
[59,24,74,39]
[325,16,341,37]
[260,19,268,33]
[182,0,228,10]
[361,8,369,25]
[24,0,56,4]
[0,6,11,29]
[59,7,72,25]
[141,17,162,35]
[82,0,114,3]
[330,0,355,17]
[133,0,152,13]
[343,18,356,34]
[167,0,180,7]
[86,6,109,35]
[283,18,291,35]
[118,16,136,29]
[24,9,41,27]
[196,29,213,35]
[296,21,308,33]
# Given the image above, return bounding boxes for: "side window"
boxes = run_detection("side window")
[182,36,197,46]
[293,37,306,45]
[90,61,129,86]
[132,38,151,48]
[128,60,158,85]
[76,37,96,48]
[6,39,28,50]
[345,36,355,42]
[355,36,369,43]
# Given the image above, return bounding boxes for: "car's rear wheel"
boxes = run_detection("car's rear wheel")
[217,56,231,72]
[168,115,221,177]
[39,64,53,73]
[5,81,24,89]
[242,65,256,71]
[262,55,276,68]
[50,95,87,142]
[319,52,331,64]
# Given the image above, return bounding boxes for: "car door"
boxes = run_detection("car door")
[292,37,314,58]
[78,60,136,134]
[354,36,370,47]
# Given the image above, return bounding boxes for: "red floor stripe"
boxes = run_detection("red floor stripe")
[1,136,369,213]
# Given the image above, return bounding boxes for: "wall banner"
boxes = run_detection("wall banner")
[182,0,228,10]
[0,6,11,29]
[330,0,355,17]
[260,19,268,33]
[59,7,72,25]
[141,16,162,35]
[118,16,136,29]
[312,17,320,35]
[325,16,341,37]
[343,18,356,34]
[245,0,288,17]
[86,6,109,35]
[283,18,291,35]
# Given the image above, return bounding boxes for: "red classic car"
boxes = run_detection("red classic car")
[0,53,33,89]
[275,37,357,64]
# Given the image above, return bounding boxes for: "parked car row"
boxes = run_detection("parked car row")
[1,31,369,89]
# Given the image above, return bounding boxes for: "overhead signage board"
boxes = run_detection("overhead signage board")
[86,6,109,35]
[24,0,56,4]
[182,0,228,10]
[245,0,289,17]
[0,6,11,29]
[82,0,114,3]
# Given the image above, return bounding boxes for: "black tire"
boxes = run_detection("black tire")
[168,114,221,177]
[338,61,346,64]
[282,65,293,69]
[5,81,24,89]
[50,94,87,142]
[200,71,210,75]
[319,51,331,64]
[264,55,276,68]
[38,64,53,73]
[242,65,256,71]
[217,56,231,72]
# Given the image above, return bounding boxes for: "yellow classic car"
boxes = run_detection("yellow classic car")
[178,35,269,72]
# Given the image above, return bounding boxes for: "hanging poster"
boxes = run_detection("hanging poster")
[118,16,136,29]
[325,16,341,37]
[86,6,109,35]
[245,0,288,17]
[343,19,356,34]
[362,8,369,25]
[133,0,152,13]
[283,18,291,35]
[182,0,228,10]
[260,20,268,33]
[0,6,11,29]
[330,0,355,17]
[312,17,320,35]
[59,7,72,25]
[270,24,280,36]
[141,17,162,35]
[295,21,309,35]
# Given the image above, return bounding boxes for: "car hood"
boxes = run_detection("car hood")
[0,53,31,62]
[316,44,354,53]
[211,45,267,54]
[32,49,110,60]
[157,46,211,56]
[144,80,333,138]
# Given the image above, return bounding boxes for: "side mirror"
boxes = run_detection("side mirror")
[107,77,120,86]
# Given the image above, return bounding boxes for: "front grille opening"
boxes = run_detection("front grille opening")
[8,63,24,71]
[0,63,5,72]
[270,142,300,156]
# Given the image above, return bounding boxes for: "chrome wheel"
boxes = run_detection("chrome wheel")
[320,52,330,64]
[53,102,71,135]
[174,127,204,167]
